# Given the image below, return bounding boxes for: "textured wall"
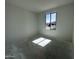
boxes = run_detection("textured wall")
[5,4,38,40]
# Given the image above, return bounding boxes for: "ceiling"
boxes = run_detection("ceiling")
[6,0,74,12]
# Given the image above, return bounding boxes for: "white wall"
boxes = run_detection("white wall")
[5,4,38,40]
[38,3,74,41]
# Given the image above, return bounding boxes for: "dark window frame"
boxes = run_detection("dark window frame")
[45,12,57,30]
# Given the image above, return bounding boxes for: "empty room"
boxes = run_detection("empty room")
[5,0,74,59]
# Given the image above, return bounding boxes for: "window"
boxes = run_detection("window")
[46,12,57,30]
[32,37,51,47]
